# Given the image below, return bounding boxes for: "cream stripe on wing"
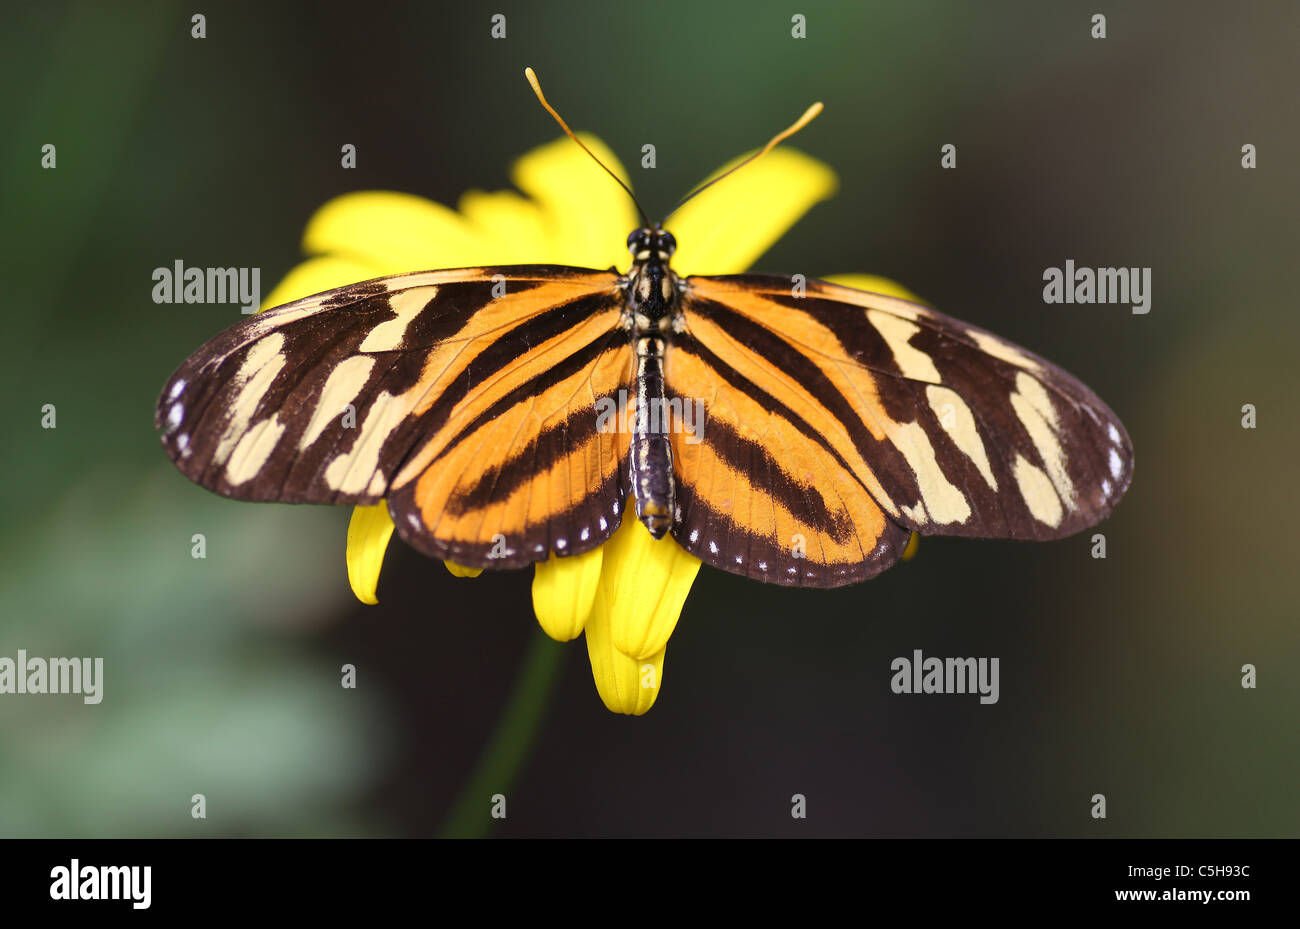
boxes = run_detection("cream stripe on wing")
[225,413,286,485]
[1013,453,1063,527]
[925,385,997,491]
[1009,371,1075,509]
[888,420,972,526]
[298,355,376,451]
[212,333,287,465]
[358,285,439,352]
[968,330,1043,374]
[323,391,409,495]
[865,310,942,383]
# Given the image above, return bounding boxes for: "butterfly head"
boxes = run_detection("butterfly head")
[627,227,676,264]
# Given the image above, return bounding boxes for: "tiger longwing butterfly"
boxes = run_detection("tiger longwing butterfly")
[156,69,1133,588]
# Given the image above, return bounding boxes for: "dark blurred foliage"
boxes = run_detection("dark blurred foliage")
[0,1,1295,836]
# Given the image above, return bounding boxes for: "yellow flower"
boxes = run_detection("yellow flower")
[265,133,917,715]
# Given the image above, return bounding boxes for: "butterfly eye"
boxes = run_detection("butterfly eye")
[627,230,650,255]
[657,231,677,257]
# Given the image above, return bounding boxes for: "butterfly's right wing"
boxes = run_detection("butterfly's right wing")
[667,274,1132,587]
[156,266,633,568]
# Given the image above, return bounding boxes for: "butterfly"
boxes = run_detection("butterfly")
[156,69,1133,589]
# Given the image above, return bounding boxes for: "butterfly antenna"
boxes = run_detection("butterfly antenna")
[660,101,824,224]
[524,67,651,228]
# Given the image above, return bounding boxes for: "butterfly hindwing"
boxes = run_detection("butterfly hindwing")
[668,274,1133,587]
[156,266,631,568]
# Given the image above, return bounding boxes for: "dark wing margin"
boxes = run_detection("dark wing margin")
[156,265,632,569]
[669,274,1133,588]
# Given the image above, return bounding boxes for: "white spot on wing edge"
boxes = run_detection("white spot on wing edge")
[167,379,186,401]
[1109,448,1123,480]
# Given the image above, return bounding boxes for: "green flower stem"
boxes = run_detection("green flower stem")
[438,628,565,838]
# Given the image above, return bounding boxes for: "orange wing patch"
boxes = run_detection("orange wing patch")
[390,328,632,568]
[666,336,909,587]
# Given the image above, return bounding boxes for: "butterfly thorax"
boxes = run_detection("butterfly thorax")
[623,227,683,539]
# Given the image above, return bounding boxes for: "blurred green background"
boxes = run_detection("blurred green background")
[1,0,1295,837]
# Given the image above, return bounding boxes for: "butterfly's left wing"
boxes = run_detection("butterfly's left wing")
[156,266,632,569]
[666,274,1134,587]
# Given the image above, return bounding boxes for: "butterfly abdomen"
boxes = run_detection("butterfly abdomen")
[624,235,683,540]
[630,335,675,538]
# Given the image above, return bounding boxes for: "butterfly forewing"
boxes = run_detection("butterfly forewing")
[668,274,1133,587]
[156,266,631,568]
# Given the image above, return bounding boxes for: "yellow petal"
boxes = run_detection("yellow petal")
[456,189,551,264]
[531,546,603,642]
[902,531,920,562]
[303,191,496,272]
[585,605,665,716]
[286,135,635,297]
[823,273,925,304]
[444,562,483,578]
[598,517,701,660]
[670,148,837,276]
[345,502,396,605]
[511,133,637,270]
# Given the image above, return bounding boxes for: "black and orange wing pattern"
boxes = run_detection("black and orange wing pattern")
[156,266,631,568]
[667,275,1134,587]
